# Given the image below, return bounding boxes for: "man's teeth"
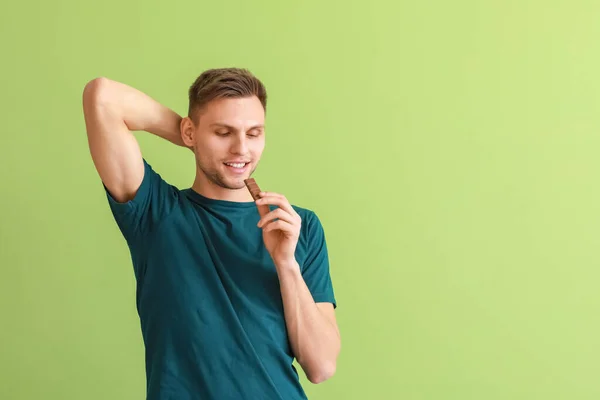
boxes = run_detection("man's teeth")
[225,162,246,168]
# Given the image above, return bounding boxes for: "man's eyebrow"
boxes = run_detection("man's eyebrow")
[209,123,265,131]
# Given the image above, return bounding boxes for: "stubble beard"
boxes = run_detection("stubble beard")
[196,157,256,190]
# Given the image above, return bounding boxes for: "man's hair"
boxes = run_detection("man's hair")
[188,68,267,123]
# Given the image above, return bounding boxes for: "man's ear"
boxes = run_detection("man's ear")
[180,117,195,149]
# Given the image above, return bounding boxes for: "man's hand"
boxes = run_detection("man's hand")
[256,192,301,266]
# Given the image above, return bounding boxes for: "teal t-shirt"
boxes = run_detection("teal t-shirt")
[104,160,337,400]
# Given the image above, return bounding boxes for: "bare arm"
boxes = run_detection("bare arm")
[255,193,341,384]
[276,260,341,384]
[82,77,185,203]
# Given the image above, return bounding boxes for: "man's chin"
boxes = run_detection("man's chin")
[220,175,250,190]
[223,168,253,183]
[213,165,255,189]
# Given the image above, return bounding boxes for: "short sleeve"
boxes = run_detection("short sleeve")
[104,159,177,244]
[301,211,337,309]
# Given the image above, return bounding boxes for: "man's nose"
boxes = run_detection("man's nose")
[230,135,249,154]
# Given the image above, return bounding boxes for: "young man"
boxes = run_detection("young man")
[82,68,340,400]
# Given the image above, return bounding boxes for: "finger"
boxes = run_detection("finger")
[256,203,270,218]
[259,191,284,199]
[256,195,297,216]
[258,208,296,228]
[263,219,298,235]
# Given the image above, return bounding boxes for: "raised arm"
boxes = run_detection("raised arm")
[82,77,184,203]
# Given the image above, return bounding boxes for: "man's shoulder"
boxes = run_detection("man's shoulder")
[142,158,187,197]
[291,205,328,247]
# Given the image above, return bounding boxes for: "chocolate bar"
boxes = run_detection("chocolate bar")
[244,178,270,217]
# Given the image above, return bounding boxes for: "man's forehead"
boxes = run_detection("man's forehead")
[199,97,265,125]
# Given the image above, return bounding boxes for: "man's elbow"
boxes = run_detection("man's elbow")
[83,77,117,111]
[83,77,107,103]
[306,361,337,384]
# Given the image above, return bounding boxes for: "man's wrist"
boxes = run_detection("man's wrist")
[274,258,301,274]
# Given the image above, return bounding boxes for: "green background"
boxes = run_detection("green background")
[1,0,599,399]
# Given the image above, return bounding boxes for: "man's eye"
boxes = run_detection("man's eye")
[216,131,230,136]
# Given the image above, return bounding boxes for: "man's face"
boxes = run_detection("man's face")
[187,96,266,190]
